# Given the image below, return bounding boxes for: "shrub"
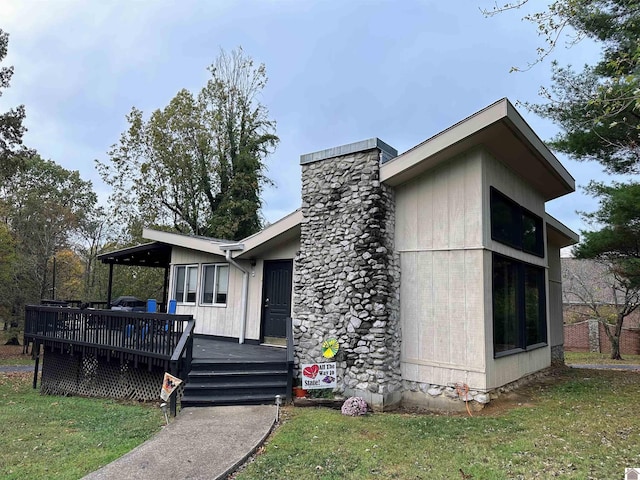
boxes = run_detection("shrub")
[341,396,368,416]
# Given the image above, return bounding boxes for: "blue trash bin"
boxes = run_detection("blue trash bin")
[168,299,177,314]
[147,299,157,313]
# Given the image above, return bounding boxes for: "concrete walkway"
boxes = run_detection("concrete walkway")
[82,405,276,480]
[570,363,640,371]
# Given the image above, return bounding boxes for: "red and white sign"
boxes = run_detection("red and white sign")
[301,362,336,390]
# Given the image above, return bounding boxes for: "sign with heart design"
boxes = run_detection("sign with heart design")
[303,364,319,379]
[300,362,337,389]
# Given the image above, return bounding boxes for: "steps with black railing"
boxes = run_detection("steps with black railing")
[180,358,289,407]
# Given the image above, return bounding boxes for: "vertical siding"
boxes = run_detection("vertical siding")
[396,147,558,392]
[395,150,483,252]
[481,153,552,389]
[396,150,487,390]
[547,244,564,348]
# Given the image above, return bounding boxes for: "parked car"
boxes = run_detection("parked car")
[110,296,146,312]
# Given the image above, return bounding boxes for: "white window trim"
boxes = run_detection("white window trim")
[199,263,229,307]
[173,264,199,305]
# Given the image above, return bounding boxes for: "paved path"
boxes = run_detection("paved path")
[570,363,640,371]
[0,365,33,373]
[83,405,276,480]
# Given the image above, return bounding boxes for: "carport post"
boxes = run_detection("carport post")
[106,263,114,308]
[163,266,169,311]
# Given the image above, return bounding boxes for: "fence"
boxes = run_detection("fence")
[564,320,640,355]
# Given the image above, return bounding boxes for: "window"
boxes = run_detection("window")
[201,264,229,305]
[173,265,198,303]
[493,253,547,357]
[490,187,544,257]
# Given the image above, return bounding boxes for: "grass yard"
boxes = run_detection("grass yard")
[0,372,163,480]
[236,368,640,480]
[0,344,31,366]
[565,351,640,365]
[0,330,32,366]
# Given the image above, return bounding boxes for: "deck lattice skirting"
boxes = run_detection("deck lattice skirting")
[40,349,171,400]
[25,306,194,411]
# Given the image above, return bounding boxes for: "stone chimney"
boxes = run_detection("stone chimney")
[293,138,402,410]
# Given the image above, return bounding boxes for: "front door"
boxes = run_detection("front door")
[261,260,293,343]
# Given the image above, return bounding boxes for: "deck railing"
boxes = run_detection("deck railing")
[25,306,195,414]
[286,316,294,402]
[24,305,192,359]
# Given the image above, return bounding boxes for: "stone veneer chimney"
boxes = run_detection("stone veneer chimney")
[293,138,402,410]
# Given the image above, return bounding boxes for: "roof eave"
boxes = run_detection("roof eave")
[380,98,575,201]
[546,214,580,248]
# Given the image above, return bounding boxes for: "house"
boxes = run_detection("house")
[138,98,578,410]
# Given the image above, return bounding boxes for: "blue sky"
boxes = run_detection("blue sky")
[0,1,630,248]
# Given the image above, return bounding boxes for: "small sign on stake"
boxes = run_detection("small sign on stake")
[160,372,183,401]
[301,362,336,390]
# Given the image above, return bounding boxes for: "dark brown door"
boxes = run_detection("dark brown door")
[261,260,293,339]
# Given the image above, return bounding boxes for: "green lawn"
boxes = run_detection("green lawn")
[565,351,640,365]
[0,330,32,366]
[236,368,640,480]
[0,373,163,480]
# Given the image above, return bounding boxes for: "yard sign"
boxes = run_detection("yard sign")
[301,362,336,389]
[160,372,183,401]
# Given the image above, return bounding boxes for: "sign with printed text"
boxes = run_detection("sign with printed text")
[301,362,336,389]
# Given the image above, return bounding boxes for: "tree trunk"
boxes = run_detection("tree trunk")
[610,336,622,360]
[602,317,624,360]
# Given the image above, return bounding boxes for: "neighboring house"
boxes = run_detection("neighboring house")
[562,258,640,354]
[132,98,578,410]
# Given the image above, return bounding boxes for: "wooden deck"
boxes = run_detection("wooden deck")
[24,306,294,407]
[191,337,287,362]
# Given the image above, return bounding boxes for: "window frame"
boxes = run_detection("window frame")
[490,187,544,258]
[492,253,548,358]
[200,263,230,307]
[173,264,199,304]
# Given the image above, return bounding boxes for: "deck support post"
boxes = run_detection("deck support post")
[32,342,40,389]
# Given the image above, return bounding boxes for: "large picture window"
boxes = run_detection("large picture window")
[490,187,544,257]
[173,265,198,303]
[201,264,229,305]
[493,253,547,357]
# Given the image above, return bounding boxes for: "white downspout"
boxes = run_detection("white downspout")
[223,248,249,344]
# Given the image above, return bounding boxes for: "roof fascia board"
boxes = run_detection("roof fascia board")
[380,99,508,184]
[504,101,575,191]
[380,99,575,196]
[237,209,303,258]
[545,213,580,247]
[142,228,226,254]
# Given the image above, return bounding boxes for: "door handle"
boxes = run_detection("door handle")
[264,297,270,308]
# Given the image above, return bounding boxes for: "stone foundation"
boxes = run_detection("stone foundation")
[400,368,557,411]
[551,344,565,365]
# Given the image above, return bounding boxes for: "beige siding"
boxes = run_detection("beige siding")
[396,150,486,390]
[547,243,564,348]
[170,248,245,337]
[169,236,299,340]
[399,249,487,391]
[395,150,483,252]
[397,147,558,391]
[481,153,552,389]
